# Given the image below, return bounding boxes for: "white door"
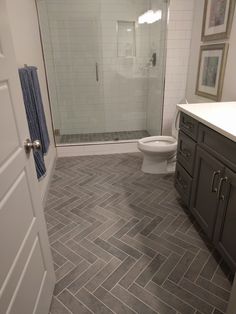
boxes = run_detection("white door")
[0,1,55,314]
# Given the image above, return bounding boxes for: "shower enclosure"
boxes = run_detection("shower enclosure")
[36,0,168,145]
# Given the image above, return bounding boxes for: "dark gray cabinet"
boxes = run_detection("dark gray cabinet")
[175,162,192,207]
[177,131,196,176]
[214,168,236,271]
[190,147,224,240]
[179,112,199,140]
[175,112,236,272]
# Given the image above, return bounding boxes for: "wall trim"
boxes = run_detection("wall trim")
[57,142,139,157]
[42,151,57,207]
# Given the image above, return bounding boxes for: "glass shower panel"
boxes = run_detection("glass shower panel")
[147,0,168,136]
[36,0,168,145]
[37,0,105,143]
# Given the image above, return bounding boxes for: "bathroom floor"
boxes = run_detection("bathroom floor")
[45,153,233,314]
[58,130,150,144]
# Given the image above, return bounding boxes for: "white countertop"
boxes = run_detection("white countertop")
[177,101,236,142]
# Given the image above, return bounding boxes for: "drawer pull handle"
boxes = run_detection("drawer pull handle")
[183,122,193,130]
[217,177,228,200]
[211,170,221,193]
[179,149,191,158]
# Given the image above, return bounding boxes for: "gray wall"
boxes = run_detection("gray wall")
[186,0,236,103]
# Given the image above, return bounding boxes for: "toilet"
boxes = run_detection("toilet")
[138,111,179,174]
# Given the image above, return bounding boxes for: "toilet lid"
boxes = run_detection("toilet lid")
[145,139,174,146]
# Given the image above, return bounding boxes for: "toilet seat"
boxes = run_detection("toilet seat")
[138,136,177,153]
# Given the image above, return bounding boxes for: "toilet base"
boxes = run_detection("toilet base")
[141,154,176,174]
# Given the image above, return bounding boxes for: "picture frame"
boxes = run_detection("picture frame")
[202,0,236,41]
[196,43,229,101]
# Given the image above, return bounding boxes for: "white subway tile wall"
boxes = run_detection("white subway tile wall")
[162,0,194,135]
[38,0,167,138]
[146,0,167,136]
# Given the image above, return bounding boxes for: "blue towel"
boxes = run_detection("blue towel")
[19,66,50,179]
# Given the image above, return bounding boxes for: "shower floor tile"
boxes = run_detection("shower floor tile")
[46,153,233,314]
[58,130,150,144]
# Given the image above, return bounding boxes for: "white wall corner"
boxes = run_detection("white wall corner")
[186,0,236,103]
[162,0,194,135]
[41,147,57,207]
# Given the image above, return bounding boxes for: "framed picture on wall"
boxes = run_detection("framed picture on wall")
[202,0,236,41]
[196,43,229,101]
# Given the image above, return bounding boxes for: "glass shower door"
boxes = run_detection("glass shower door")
[37,0,105,143]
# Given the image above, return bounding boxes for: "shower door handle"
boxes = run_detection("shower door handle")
[95,62,99,82]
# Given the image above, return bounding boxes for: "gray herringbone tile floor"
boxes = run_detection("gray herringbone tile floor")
[45,153,233,314]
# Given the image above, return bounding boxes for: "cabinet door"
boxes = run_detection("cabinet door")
[214,168,236,272]
[190,147,224,239]
[175,162,192,207]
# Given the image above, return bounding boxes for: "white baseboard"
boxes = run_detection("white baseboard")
[41,151,57,207]
[57,141,139,157]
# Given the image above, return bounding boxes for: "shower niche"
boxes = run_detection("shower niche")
[117,21,136,58]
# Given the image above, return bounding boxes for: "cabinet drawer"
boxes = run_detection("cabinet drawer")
[198,124,236,171]
[175,162,192,207]
[180,112,199,140]
[177,131,196,175]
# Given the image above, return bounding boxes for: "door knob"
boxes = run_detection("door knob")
[24,139,41,153]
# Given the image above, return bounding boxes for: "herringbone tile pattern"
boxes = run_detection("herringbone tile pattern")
[45,153,233,314]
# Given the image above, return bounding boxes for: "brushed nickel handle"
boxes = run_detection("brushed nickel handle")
[96,62,99,82]
[217,177,228,200]
[24,139,41,154]
[211,170,221,193]
[179,149,191,158]
[183,121,193,130]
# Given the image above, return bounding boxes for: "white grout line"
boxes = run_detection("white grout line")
[134,280,178,313]
[153,278,198,313]
[55,260,93,295]
[185,276,230,303]
[54,295,73,314]
[95,285,137,314]
[55,261,75,281]
[111,234,153,262]
[122,255,152,291]
[78,238,114,262]
[84,257,121,293]
[166,277,218,313]
[82,286,117,314]
[59,289,93,314]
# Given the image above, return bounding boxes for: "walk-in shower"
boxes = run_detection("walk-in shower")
[36,0,168,145]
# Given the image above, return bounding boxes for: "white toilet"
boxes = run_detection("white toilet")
[138,111,179,174]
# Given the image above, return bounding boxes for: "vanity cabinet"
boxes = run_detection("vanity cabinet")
[214,168,236,271]
[175,112,236,272]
